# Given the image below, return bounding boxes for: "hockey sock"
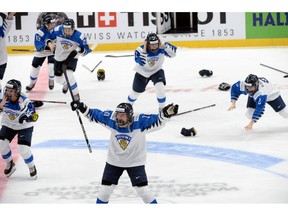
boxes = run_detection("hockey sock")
[278,107,288,118]
[127,91,140,104]
[96,184,116,203]
[0,139,12,163]
[48,63,55,80]
[18,144,35,168]
[134,185,156,204]
[29,66,40,84]
[155,82,166,108]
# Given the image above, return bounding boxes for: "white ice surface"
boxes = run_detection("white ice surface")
[0,47,288,215]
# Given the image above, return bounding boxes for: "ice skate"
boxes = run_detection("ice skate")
[4,160,16,178]
[26,83,35,91]
[29,165,37,180]
[49,79,54,90]
[62,83,68,94]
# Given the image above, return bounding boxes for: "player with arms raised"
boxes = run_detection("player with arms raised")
[70,100,179,203]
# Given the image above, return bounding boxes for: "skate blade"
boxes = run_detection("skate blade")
[31,175,37,180]
[6,167,16,178]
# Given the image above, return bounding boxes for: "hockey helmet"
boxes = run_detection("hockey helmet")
[42,15,56,29]
[5,79,22,100]
[115,103,134,127]
[146,33,160,52]
[244,74,259,95]
[97,69,105,81]
[63,18,75,37]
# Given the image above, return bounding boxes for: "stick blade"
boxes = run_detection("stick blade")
[32,100,44,108]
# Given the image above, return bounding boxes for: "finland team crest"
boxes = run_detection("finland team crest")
[148,56,158,67]
[115,134,132,150]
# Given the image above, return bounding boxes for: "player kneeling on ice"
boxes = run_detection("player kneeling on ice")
[228,74,288,131]
[0,79,38,179]
[70,101,178,203]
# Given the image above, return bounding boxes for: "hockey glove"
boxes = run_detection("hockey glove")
[77,47,92,56]
[63,50,78,65]
[181,127,197,137]
[199,69,213,77]
[162,103,179,118]
[218,82,231,91]
[19,112,39,124]
[70,101,87,113]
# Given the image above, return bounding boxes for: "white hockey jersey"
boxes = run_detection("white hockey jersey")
[83,108,169,167]
[0,16,13,65]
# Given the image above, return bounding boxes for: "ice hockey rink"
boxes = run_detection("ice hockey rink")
[0,46,288,214]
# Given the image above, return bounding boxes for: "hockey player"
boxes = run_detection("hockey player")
[0,12,15,99]
[48,18,91,101]
[0,79,39,179]
[70,101,179,203]
[228,74,288,131]
[127,33,177,111]
[26,15,57,91]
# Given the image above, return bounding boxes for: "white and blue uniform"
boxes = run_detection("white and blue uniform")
[81,106,169,204]
[134,42,177,78]
[49,25,90,97]
[27,26,55,88]
[128,41,177,109]
[83,108,167,167]
[34,26,54,57]
[230,77,288,122]
[0,15,13,67]
[0,15,13,98]
[0,94,37,174]
[0,94,37,130]
[51,25,90,62]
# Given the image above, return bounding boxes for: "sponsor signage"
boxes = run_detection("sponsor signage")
[246,12,288,39]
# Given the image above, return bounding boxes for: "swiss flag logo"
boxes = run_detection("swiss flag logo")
[98,12,117,27]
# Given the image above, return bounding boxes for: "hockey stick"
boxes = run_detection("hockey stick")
[31,100,67,107]
[82,53,132,73]
[31,100,66,104]
[82,60,102,73]
[105,54,134,58]
[62,64,92,153]
[11,49,52,54]
[260,63,288,75]
[175,104,216,116]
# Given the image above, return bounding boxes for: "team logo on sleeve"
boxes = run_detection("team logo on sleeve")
[115,134,131,150]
